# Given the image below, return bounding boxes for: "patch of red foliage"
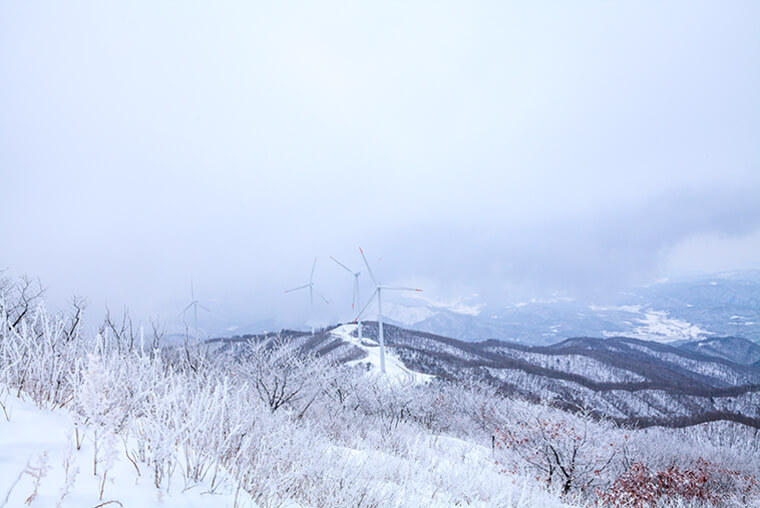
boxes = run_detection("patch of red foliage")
[598,458,758,507]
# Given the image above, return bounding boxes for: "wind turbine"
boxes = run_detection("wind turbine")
[284,257,329,335]
[330,255,367,342]
[353,247,422,374]
[183,280,210,335]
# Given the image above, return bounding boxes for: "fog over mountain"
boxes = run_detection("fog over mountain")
[383,270,760,346]
[3,4,760,506]
[1,1,759,333]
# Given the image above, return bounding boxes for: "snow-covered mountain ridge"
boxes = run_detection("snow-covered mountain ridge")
[381,270,760,345]
[217,322,760,432]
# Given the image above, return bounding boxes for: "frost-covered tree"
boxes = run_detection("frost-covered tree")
[76,352,123,499]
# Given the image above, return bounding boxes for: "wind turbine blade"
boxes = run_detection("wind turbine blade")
[310,257,317,283]
[358,247,377,286]
[355,257,380,275]
[313,288,330,304]
[352,279,357,309]
[356,256,381,274]
[354,289,378,323]
[382,286,423,292]
[198,304,211,312]
[284,284,310,293]
[183,302,194,313]
[330,256,354,274]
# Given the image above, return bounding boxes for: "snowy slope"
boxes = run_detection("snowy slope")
[679,336,760,365]
[330,324,434,385]
[0,386,572,508]
[0,392,255,508]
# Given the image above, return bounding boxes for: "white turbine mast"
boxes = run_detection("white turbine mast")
[353,247,422,374]
[284,257,329,335]
[330,255,368,342]
[183,280,210,335]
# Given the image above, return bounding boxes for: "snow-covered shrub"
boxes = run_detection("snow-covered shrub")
[22,451,50,505]
[598,458,759,507]
[57,436,80,508]
[488,402,624,495]
[76,352,126,499]
[0,304,82,409]
[231,337,330,416]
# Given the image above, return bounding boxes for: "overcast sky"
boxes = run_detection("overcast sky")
[2,1,759,332]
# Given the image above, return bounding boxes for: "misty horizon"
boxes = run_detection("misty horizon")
[2,2,759,334]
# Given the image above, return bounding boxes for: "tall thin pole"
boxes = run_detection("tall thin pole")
[378,288,385,373]
[191,281,198,332]
[356,275,362,342]
[309,285,314,335]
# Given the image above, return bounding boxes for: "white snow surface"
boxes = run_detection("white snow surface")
[629,310,712,343]
[593,306,711,343]
[331,324,434,385]
[0,391,257,508]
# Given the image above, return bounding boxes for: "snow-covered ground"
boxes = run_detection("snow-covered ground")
[0,391,254,508]
[0,383,572,508]
[626,310,711,343]
[331,324,434,385]
[591,305,710,343]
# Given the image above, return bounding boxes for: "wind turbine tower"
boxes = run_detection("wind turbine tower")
[183,280,210,335]
[330,255,367,341]
[354,247,422,374]
[284,257,329,334]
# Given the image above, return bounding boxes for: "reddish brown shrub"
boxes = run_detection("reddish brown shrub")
[598,458,758,507]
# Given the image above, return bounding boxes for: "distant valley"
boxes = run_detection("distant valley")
[381,270,760,345]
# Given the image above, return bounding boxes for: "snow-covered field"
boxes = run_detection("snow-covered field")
[0,383,575,508]
[628,310,712,343]
[0,390,251,508]
[595,307,712,343]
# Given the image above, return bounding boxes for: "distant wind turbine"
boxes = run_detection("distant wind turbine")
[284,257,329,335]
[330,255,368,342]
[183,280,210,334]
[353,247,422,374]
